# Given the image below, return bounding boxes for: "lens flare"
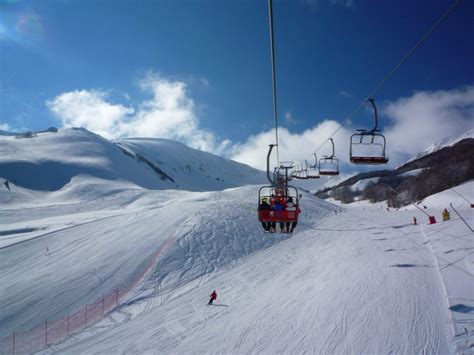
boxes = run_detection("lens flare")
[16,11,44,40]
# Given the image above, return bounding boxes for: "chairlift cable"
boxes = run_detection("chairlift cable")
[268,0,280,166]
[447,184,472,205]
[308,0,462,159]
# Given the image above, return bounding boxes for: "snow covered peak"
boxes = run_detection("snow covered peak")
[404,128,474,165]
[0,127,265,191]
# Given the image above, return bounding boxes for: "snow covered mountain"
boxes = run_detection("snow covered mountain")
[0,128,265,191]
[404,128,474,166]
[1,127,473,354]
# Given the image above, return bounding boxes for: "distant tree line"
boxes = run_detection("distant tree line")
[316,138,474,207]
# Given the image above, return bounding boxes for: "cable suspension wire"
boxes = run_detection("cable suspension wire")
[307,0,462,161]
[447,184,472,205]
[268,0,280,166]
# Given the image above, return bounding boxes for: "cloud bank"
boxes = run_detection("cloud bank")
[0,123,12,131]
[47,90,133,139]
[48,77,473,176]
[230,121,351,171]
[384,85,474,164]
[47,72,230,154]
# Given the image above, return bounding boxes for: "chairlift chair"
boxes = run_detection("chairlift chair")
[258,185,300,223]
[306,155,320,179]
[350,98,389,165]
[290,163,301,179]
[258,145,300,226]
[319,138,340,176]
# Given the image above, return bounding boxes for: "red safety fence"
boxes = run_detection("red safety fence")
[0,235,176,355]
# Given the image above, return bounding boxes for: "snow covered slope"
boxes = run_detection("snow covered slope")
[404,128,474,166]
[116,137,264,191]
[0,128,265,191]
[1,177,472,353]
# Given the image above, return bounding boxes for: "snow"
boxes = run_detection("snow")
[350,176,380,191]
[403,128,474,166]
[1,130,473,353]
[397,168,424,177]
[0,128,265,192]
[117,137,265,191]
[0,176,472,353]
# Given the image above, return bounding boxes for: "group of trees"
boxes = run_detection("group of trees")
[317,139,474,207]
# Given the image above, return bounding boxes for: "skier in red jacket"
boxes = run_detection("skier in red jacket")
[208,290,217,305]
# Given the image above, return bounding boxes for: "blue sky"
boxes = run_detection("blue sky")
[1,0,473,175]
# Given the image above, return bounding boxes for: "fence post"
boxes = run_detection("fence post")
[12,332,15,355]
[67,313,70,336]
[45,320,48,346]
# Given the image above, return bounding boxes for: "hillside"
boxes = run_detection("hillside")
[1,177,472,353]
[1,128,473,354]
[0,128,265,192]
[316,138,474,206]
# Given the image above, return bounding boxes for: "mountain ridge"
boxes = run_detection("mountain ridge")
[316,138,474,206]
[0,127,265,192]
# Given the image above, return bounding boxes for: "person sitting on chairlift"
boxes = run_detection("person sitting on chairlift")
[273,199,285,232]
[259,197,272,232]
[270,193,276,206]
[274,199,285,211]
[285,197,300,233]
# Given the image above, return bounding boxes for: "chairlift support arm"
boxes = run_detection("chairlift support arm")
[367,98,379,132]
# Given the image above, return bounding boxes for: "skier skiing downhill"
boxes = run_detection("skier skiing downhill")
[208,290,217,305]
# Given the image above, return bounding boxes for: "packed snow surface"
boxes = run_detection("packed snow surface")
[1,176,472,353]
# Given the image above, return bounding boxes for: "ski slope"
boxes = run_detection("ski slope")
[1,177,472,353]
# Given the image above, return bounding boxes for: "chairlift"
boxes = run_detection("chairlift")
[298,160,310,179]
[280,162,294,181]
[319,138,339,176]
[350,98,389,165]
[290,164,299,179]
[258,145,300,229]
[307,154,320,179]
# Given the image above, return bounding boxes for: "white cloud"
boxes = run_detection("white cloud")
[46,90,134,139]
[285,111,297,124]
[383,86,474,165]
[47,77,473,175]
[330,0,354,8]
[200,78,210,87]
[47,72,226,153]
[303,0,354,9]
[230,120,351,171]
[230,86,474,173]
[0,123,12,131]
[338,90,353,98]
